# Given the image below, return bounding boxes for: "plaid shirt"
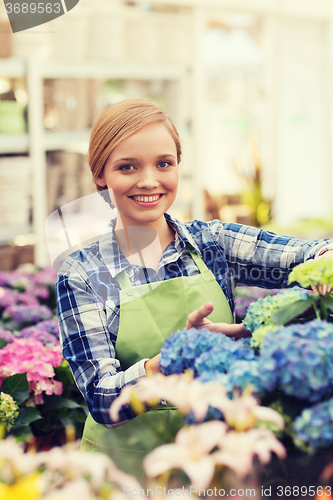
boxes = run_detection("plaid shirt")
[56,213,333,427]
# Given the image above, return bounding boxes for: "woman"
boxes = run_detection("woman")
[56,98,333,475]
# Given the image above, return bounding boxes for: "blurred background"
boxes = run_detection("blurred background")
[1,0,333,270]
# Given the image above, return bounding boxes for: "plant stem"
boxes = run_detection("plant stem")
[320,297,328,321]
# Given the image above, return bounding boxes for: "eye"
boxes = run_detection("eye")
[158,161,171,169]
[119,164,134,171]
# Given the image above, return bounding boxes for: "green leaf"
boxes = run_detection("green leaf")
[11,407,42,428]
[1,373,29,405]
[9,425,32,439]
[324,295,333,314]
[42,395,84,410]
[0,339,8,349]
[271,299,314,326]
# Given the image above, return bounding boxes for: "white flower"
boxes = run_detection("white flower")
[222,393,285,432]
[143,421,227,489]
[110,372,228,422]
[213,428,286,478]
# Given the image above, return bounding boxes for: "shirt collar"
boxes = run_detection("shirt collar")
[164,213,202,256]
[99,213,202,278]
[99,217,131,278]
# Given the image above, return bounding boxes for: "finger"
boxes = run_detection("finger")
[203,322,251,339]
[186,302,214,330]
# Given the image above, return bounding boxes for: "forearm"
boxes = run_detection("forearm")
[218,222,333,288]
[75,358,147,426]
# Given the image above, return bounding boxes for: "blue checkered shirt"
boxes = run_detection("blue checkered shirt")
[56,213,333,427]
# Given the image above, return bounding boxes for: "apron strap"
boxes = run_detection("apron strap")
[188,249,209,274]
[117,269,132,289]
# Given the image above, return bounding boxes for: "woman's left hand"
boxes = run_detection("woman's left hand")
[186,302,251,339]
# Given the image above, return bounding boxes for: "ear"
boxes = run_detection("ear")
[96,175,107,188]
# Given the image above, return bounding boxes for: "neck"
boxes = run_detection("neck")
[114,214,175,271]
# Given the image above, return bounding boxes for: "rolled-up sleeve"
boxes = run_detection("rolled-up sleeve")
[212,221,333,289]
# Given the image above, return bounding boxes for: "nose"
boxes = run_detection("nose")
[136,166,159,190]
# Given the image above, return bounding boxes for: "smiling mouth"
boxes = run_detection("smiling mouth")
[130,194,163,203]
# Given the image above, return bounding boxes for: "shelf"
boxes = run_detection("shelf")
[0,58,26,78]
[0,130,90,154]
[0,58,189,81]
[41,60,189,80]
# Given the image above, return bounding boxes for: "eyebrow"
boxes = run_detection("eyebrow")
[113,154,176,163]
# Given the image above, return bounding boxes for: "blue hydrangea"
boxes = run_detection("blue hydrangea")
[259,321,333,402]
[222,360,267,397]
[159,328,255,377]
[243,287,308,333]
[293,398,333,451]
[195,340,256,377]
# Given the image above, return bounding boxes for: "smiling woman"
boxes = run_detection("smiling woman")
[96,122,179,238]
[55,98,333,478]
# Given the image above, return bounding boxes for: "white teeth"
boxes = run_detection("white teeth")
[133,195,160,202]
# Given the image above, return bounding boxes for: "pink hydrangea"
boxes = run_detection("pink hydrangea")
[0,338,63,405]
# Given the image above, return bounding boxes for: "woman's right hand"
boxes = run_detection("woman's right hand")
[144,353,162,376]
[186,302,251,339]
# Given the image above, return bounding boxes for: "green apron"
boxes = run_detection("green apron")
[81,250,233,479]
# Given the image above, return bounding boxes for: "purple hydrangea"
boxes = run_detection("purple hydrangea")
[2,304,52,325]
[34,319,59,337]
[17,327,59,345]
[0,330,15,343]
[0,287,40,310]
[259,320,333,402]
[0,272,12,287]
[0,288,20,309]
[28,284,50,301]
[32,267,57,286]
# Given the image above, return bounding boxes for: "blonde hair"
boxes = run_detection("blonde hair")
[88,98,182,191]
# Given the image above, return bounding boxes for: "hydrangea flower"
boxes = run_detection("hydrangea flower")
[259,320,333,402]
[0,330,15,343]
[0,392,19,431]
[28,284,50,301]
[19,319,59,342]
[243,287,308,333]
[2,304,52,326]
[0,338,63,405]
[220,360,267,397]
[159,328,255,377]
[250,324,278,350]
[34,319,59,337]
[17,327,59,346]
[235,287,280,321]
[0,287,40,310]
[0,287,19,310]
[288,257,333,289]
[293,397,333,452]
[194,340,256,377]
[32,266,58,286]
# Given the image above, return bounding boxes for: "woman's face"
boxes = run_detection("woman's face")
[97,122,179,228]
